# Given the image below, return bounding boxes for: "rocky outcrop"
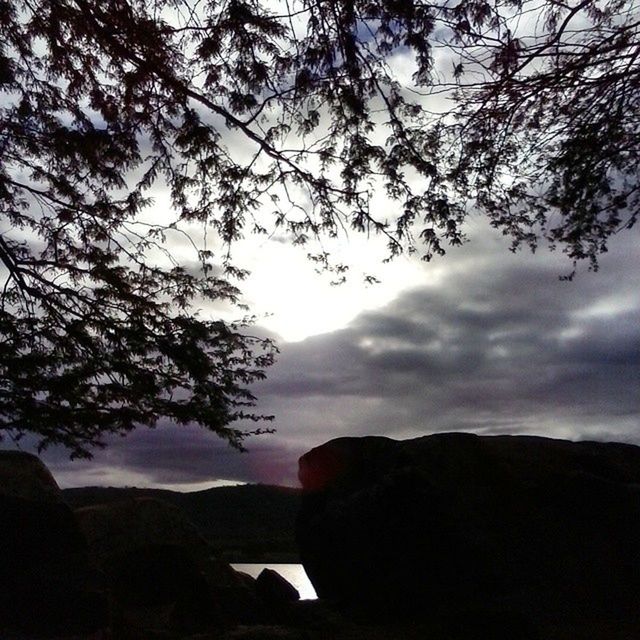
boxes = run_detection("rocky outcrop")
[0,451,308,637]
[75,496,267,635]
[0,449,63,502]
[0,451,106,636]
[257,568,300,608]
[75,496,212,567]
[297,433,640,628]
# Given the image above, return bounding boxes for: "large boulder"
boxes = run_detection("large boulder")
[256,568,300,608]
[75,495,212,567]
[0,449,63,502]
[297,434,640,627]
[0,451,106,635]
[75,497,266,634]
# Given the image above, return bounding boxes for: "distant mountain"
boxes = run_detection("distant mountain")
[63,484,301,562]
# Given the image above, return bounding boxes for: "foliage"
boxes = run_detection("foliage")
[1,0,637,455]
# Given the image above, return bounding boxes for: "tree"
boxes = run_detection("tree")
[1,0,637,457]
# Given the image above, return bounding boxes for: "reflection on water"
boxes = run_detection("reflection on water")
[232,563,318,600]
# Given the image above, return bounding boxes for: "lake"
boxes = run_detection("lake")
[232,563,317,600]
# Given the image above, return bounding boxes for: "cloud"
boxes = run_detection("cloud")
[257,223,640,447]
[28,220,640,489]
[42,422,306,489]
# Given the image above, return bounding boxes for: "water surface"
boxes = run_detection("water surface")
[232,563,317,600]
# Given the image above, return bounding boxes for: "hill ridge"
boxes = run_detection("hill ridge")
[63,484,301,562]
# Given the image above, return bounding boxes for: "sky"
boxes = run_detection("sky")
[5,3,639,490]
[40,212,640,490]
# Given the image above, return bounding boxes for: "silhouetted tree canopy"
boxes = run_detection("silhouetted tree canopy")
[1,0,637,456]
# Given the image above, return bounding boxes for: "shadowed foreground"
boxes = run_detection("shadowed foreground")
[2,434,640,639]
[297,433,640,635]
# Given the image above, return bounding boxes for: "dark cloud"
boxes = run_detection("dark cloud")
[257,225,640,452]
[24,222,640,489]
[109,426,301,486]
[41,423,305,489]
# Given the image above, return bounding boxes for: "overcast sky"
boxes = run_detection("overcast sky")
[38,212,639,490]
[6,6,639,491]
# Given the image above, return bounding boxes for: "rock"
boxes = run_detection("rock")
[75,497,266,634]
[76,497,222,634]
[212,567,269,626]
[297,433,640,626]
[75,496,210,563]
[0,451,106,636]
[256,568,300,608]
[0,449,63,502]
